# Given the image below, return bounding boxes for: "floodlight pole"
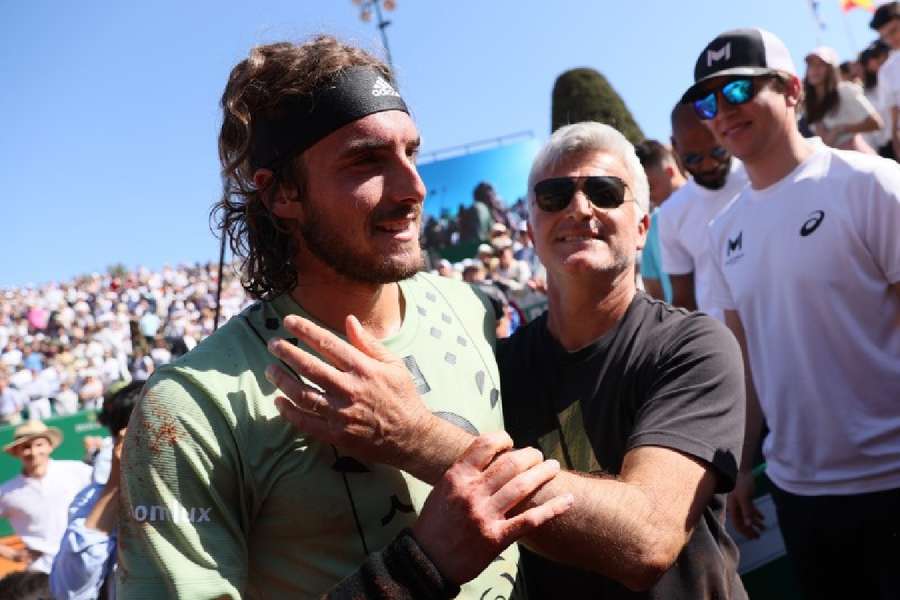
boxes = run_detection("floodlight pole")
[372,0,394,70]
[354,0,395,70]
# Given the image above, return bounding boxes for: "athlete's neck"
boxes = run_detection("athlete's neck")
[546,268,636,352]
[290,268,405,341]
[744,126,815,190]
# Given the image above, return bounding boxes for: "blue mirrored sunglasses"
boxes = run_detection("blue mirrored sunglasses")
[692,79,755,120]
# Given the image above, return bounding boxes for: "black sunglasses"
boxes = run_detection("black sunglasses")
[681,146,729,167]
[533,176,631,213]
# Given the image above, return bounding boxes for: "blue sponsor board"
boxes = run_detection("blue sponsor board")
[418,139,540,218]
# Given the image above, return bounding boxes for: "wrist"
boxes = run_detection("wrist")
[402,413,473,484]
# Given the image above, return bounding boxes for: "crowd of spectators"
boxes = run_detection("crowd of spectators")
[0,263,249,424]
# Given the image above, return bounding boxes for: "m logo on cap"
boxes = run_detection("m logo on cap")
[372,76,400,97]
[707,42,731,67]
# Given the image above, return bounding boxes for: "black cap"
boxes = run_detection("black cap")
[684,28,797,101]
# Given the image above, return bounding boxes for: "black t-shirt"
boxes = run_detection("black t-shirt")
[498,293,747,600]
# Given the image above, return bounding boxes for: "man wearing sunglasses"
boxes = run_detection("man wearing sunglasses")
[275,121,748,599]
[684,28,900,599]
[656,103,748,320]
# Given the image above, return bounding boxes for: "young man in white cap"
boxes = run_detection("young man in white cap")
[683,27,900,599]
[0,421,92,573]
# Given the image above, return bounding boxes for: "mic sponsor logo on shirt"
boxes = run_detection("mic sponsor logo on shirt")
[131,504,212,524]
[725,231,744,266]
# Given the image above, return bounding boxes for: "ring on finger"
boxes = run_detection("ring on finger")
[311,390,327,416]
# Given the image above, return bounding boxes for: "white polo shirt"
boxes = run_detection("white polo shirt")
[707,146,900,496]
[0,459,93,572]
[657,159,748,321]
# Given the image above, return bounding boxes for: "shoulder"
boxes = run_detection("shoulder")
[658,184,694,222]
[630,294,738,359]
[140,303,272,414]
[0,475,24,496]
[53,459,92,475]
[824,148,900,189]
[837,81,863,98]
[406,272,494,322]
[497,312,547,365]
[410,271,481,301]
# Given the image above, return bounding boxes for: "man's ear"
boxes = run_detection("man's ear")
[636,210,651,251]
[785,75,804,108]
[253,169,302,219]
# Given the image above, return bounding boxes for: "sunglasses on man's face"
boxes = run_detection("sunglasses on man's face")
[533,175,631,213]
[681,145,730,167]
[692,78,756,120]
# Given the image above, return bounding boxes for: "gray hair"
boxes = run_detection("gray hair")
[527,122,650,217]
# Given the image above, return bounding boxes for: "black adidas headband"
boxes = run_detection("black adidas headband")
[248,66,409,170]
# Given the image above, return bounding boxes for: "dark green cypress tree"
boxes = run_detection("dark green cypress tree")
[551,68,644,144]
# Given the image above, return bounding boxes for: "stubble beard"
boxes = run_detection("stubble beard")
[299,211,424,284]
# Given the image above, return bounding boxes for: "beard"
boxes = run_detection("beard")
[691,159,731,190]
[299,207,424,284]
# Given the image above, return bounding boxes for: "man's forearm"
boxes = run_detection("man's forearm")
[84,487,120,534]
[395,414,475,485]
[516,470,679,591]
[371,413,690,591]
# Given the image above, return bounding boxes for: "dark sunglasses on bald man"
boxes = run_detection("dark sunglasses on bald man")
[682,146,729,167]
[691,78,757,120]
[533,176,631,213]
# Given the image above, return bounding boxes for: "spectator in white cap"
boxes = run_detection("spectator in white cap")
[684,26,900,599]
[0,421,92,573]
[803,45,882,153]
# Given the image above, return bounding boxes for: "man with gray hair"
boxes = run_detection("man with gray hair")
[273,121,748,598]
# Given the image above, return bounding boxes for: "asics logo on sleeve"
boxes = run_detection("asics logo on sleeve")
[800,210,825,237]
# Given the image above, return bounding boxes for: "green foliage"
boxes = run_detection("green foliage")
[107,263,128,279]
[551,68,644,145]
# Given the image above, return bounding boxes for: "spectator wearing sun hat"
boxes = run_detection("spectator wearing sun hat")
[0,421,92,573]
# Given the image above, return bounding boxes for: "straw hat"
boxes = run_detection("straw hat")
[3,420,63,455]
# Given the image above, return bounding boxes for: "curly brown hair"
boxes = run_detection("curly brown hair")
[211,36,393,300]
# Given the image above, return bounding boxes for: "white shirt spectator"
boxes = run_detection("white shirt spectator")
[707,146,900,496]
[657,160,748,321]
[0,459,93,573]
[810,81,881,147]
[55,385,79,416]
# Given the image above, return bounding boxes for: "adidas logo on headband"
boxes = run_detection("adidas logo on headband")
[372,76,401,97]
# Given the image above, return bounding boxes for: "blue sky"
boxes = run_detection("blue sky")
[1,0,880,287]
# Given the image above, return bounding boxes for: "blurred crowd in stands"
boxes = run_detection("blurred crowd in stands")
[0,264,249,424]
